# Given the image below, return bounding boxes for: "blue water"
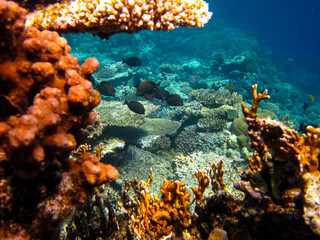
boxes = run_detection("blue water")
[212,0,320,57]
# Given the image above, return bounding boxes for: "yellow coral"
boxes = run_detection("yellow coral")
[73,143,91,154]
[95,142,103,160]
[127,172,199,239]
[192,170,210,203]
[241,84,270,118]
[247,151,262,172]
[26,0,212,35]
[280,125,320,175]
[209,160,225,193]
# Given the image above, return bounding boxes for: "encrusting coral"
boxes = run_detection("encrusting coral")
[25,0,212,36]
[0,0,119,238]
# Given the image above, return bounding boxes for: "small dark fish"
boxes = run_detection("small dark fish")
[166,94,184,106]
[133,74,141,88]
[136,80,160,96]
[124,99,145,114]
[303,100,309,111]
[154,88,170,101]
[97,81,115,96]
[122,57,142,67]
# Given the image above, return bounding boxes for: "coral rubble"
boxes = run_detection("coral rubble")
[0,1,118,238]
[26,0,212,36]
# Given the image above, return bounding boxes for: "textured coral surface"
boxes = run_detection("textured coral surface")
[25,0,212,36]
[0,0,118,239]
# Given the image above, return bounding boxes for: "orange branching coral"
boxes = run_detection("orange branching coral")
[237,84,320,236]
[127,172,200,239]
[247,150,262,172]
[25,0,212,36]
[241,84,270,118]
[280,125,320,175]
[192,170,210,203]
[0,0,118,239]
[209,160,225,193]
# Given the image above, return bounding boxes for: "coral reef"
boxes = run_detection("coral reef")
[25,0,212,36]
[240,84,320,236]
[59,186,128,240]
[189,88,242,108]
[174,125,199,154]
[194,84,320,239]
[59,82,320,239]
[147,136,171,153]
[139,118,181,136]
[118,145,175,194]
[230,117,250,155]
[124,170,211,239]
[173,151,245,196]
[0,1,118,238]
[221,51,259,74]
[95,100,160,128]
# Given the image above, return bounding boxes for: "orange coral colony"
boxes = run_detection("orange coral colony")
[0,0,118,239]
[25,0,212,35]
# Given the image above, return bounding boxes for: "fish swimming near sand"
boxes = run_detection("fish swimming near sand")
[124,99,145,114]
[97,81,115,96]
[166,94,184,106]
[122,57,142,67]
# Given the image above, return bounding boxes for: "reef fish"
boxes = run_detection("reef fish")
[124,99,145,114]
[97,81,115,96]
[225,82,235,91]
[166,94,184,106]
[308,94,315,102]
[303,100,309,111]
[154,88,170,101]
[227,109,238,119]
[122,57,142,67]
[136,80,160,96]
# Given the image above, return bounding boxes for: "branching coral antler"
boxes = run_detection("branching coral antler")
[26,0,213,36]
[241,84,270,118]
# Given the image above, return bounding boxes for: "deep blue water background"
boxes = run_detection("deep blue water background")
[211,0,320,58]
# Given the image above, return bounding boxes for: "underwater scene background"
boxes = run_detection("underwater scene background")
[60,1,320,238]
[1,0,320,239]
